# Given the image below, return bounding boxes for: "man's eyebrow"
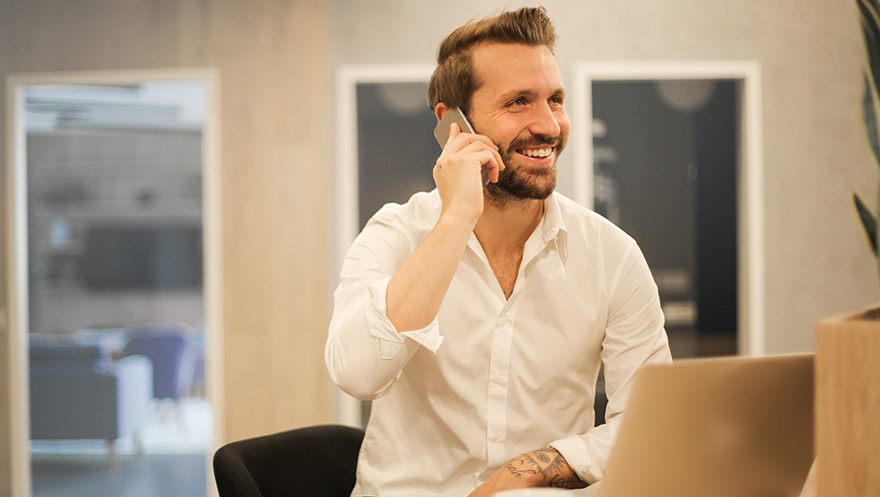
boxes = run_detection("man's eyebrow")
[496,89,537,101]
[496,88,567,101]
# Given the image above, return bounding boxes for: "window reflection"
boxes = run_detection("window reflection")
[591,79,739,358]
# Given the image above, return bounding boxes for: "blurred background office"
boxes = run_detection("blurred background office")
[0,0,876,496]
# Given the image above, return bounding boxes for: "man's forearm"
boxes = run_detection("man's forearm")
[385,214,473,332]
[504,448,587,489]
[468,447,586,497]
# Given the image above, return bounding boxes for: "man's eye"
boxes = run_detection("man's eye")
[508,97,526,106]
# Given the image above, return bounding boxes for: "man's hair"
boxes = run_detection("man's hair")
[427,6,557,115]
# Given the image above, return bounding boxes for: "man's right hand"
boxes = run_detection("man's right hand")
[384,122,502,333]
[433,122,504,227]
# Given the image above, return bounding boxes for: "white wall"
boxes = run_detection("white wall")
[329,0,879,354]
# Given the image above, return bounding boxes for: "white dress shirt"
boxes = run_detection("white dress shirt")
[326,190,671,497]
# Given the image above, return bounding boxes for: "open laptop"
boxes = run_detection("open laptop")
[576,354,815,497]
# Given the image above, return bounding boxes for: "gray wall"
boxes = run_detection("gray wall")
[331,0,880,354]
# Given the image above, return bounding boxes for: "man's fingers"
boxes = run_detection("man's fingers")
[473,150,501,184]
[437,131,506,187]
[444,128,497,154]
[488,148,504,182]
[453,142,505,185]
[470,147,504,184]
[444,122,461,148]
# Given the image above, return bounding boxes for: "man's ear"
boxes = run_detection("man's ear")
[434,102,449,123]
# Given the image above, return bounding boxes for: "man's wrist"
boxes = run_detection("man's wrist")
[437,209,479,231]
[542,447,586,488]
[504,448,586,489]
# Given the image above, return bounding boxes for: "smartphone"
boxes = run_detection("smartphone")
[433,108,490,186]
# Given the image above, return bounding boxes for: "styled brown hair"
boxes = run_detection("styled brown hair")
[427,6,557,115]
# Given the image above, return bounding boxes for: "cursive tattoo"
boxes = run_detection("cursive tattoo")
[548,474,572,487]
[506,464,537,479]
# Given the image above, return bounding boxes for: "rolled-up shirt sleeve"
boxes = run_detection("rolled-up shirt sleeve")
[550,242,672,484]
[325,206,445,401]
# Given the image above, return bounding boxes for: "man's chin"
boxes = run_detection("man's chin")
[487,173,556,201]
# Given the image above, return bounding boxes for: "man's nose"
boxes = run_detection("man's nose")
[528,102,562,137]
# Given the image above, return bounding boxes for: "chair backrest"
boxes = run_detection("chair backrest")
[123,324,194,399]
[213,424,364,497]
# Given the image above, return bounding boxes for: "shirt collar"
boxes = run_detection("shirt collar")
[465,192,570,262]
[540,192,569,262]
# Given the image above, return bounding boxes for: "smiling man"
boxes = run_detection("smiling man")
[325,7,671,497]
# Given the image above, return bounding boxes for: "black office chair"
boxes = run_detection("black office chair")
[213,424,365,497]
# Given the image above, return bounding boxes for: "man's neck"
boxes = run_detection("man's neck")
[474,194,546,252]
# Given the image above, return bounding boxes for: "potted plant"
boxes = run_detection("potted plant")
[815,1,880,495]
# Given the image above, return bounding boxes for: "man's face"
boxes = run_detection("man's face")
[467,42,570,201]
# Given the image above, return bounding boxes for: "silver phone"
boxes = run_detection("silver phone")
[433,108,490,186]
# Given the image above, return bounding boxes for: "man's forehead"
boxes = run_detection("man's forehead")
[469,41,556,65]
[470,42,564,96]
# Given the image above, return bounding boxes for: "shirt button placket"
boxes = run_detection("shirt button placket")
[485,310,514,467]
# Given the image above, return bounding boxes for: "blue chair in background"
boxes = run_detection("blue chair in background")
[122,323,196,403]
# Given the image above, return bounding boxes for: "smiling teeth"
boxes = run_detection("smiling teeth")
[522,148,552,158]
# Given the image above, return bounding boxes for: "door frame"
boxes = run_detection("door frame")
[571,60,764,357]
[5,68,224,497]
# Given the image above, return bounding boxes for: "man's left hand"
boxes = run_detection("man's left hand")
[467,447,587,497]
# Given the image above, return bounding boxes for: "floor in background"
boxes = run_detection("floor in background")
[31,397,211,497]
[32,453,206,497]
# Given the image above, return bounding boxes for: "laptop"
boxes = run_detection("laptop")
[573,353,815,497]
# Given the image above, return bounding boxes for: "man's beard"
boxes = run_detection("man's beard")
[485,134,564,203]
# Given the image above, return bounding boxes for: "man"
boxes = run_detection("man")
[326,7,671,497]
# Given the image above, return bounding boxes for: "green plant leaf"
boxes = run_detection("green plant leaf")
[859,0,880,87]
[862,75,880,172]
[854,191,879,255]
[859,1,880,174]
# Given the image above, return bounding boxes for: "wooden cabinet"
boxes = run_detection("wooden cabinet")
[815,305,880,496]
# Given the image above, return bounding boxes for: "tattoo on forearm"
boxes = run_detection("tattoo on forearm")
[506,464,537,479]
[506,448,585,489]
[548,474,572,487]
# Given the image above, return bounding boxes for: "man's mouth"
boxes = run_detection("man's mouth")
[517,147,554,159]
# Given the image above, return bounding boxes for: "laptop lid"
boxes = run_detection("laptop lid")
[598,354,814,497]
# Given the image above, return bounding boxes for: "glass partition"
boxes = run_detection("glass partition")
[23,80,211,497]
